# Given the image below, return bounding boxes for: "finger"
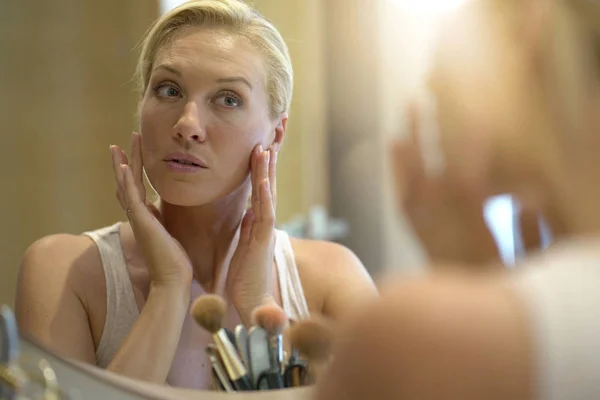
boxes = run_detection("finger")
[130,132,145,195]
[253,147,269,222]
[256,150,270,221]
[254,178,275,242]
[250,145,262,219]
[239,208,255,246]
[120,149,129,166]
[110,146,126,206]
[121,164,145,216]
[268,148,278,208]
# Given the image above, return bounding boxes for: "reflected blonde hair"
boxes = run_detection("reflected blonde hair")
[135,0,293,117]
[537,0,600,140]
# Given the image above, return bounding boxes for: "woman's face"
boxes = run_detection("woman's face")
[139,27,286,206]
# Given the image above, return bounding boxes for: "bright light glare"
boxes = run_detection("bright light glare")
[389,0,468,13]
[160,0,188,14]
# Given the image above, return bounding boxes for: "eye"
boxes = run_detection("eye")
[154,83,181,99]
[215,91,243,108]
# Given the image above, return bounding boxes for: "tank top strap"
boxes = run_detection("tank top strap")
[83,222,139,367]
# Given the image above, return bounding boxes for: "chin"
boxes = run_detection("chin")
[153,180,250,208]
[149,181,216,207]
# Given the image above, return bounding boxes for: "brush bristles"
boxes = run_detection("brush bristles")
[289,316,334,362]
[251,303,289,336]
[190,294,227,334]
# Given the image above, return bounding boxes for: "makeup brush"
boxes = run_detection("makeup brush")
[190,295,253,391]
[235,325,251,377]
[251,304,288,390]
[0,305,19,366]
[206,345,234,393]
[247,325,270,389]
[289,316,335,384]
[225,328,237,351]
[284,320,307,388]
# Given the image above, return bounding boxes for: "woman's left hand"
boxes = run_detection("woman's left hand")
[227,144,278,325]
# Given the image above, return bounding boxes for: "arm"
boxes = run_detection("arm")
[15,235,189,384]
[15,235,98,364]
[316,275,534,400]
[292,240,378,321]
[106,282,188,383]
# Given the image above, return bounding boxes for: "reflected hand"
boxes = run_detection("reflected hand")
[110,132,193,287]
[392,106,500,266]
[227,145,278,325]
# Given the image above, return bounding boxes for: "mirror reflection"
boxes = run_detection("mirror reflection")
[8,0,378,392]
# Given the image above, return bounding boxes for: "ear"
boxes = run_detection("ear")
[269,112,288,152]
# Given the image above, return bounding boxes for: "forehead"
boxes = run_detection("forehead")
[154,27,266,86]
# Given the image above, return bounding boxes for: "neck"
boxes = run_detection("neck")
[159,181,251,292]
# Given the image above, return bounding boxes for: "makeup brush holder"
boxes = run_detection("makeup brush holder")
[207,323,312,393]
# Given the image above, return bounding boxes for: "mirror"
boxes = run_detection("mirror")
[1,0,548,396]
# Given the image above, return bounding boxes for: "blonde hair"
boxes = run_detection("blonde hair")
[135,0,293,117]
[540,0,600,139]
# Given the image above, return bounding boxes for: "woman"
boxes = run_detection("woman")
[14,0,376,389]
[317,0,600,399]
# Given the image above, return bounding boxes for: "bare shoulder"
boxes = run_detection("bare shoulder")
[289,237,364,274]
[288,237,376,318]
[15,233,105,362]
[16,233,106,326]
[19,233,103,294]
[317,275,533,400]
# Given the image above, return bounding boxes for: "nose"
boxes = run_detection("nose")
[173,101,206,143]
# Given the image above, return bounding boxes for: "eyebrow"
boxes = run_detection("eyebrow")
[153,64,253,90]
[154,64,181,76]
[216,76,253,90]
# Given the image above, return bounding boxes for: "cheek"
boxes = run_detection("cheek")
[208,127,261,177]
[139,101,176,151]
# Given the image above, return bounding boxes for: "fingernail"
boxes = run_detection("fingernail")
[258,144,263,153]
[265,150,270,164]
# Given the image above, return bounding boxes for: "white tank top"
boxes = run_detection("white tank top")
[83,222,311,369]
[511,238,600,400]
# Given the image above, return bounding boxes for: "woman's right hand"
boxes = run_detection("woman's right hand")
[110,132,193,288]
[392,106,500,266]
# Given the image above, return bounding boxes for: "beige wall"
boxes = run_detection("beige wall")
[0,0,329,307]
[251,0,330,223]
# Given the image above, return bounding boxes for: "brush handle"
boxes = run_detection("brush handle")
[284,359,308,388]
[234,325,251,378]
[247,327,270,389]
[257,369,285,390]
[0,305,19,365]
[225,328,237,351]
[206,345,235,393]
[214,330,253,391]
[231,374,253,391]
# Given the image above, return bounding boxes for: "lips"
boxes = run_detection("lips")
[171,158,200,167]
[163,152,208,168]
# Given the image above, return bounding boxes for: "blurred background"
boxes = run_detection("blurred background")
[0,0,530,307]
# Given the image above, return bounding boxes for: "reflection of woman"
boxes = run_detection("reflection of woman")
[14,0,376,389]
[318,0,600,399]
